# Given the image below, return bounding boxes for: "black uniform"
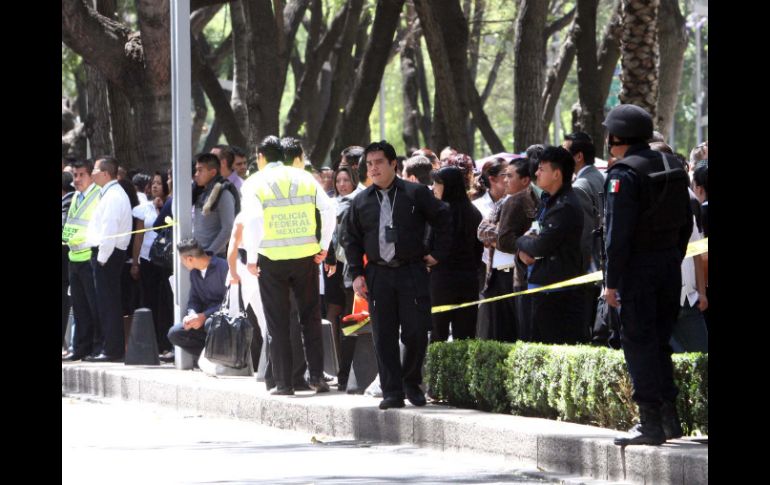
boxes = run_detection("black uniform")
[604,144,692,408]
[345,177,451,400]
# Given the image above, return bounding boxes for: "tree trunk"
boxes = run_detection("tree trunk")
[191,81,207,154]
[415,39,432,146]
[513,0,548,152]
[618,0,659,119]
[573,0,605,151]
[107,83,141,170]
[203,118,222,153]
[655,0,686,139]
[467,80,506,153]
[597,0,623,102]
[332,0,406,156]
[414,0,470,154]
[465,0,485,156]
[283,4,348,138]
[308,0,365,166]
[400,22,421,154]
[542,20,576,138]
[84,62,114,158]
[230,0,251,145]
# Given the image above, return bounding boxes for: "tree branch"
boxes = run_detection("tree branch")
[544,7,575,38]
[467,80,506,153]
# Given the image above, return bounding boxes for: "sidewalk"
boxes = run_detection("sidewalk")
[61,363,707,485]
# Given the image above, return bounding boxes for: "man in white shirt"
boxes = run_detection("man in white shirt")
[85,156,132,362]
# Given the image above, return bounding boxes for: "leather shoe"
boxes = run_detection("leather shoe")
[269,387,295,396]
[62,352,87,362]
[405,388,427,407]
[293,380,312,391]
[379,397,405,410]
[308,377,330,393]
[84,353,124,363]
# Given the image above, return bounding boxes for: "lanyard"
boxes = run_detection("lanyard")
[376,186,398,222]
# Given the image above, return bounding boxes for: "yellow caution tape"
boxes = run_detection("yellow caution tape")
[62,217,178,246]
[342,317,370,337]
[432,238,708,314]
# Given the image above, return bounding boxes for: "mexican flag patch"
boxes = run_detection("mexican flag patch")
[609,179,620,193]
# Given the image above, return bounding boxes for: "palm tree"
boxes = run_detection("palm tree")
[618,0,659,119]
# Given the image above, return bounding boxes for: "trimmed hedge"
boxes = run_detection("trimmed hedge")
[425,340,708,435]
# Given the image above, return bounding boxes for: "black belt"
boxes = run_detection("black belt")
[374,259,416,268]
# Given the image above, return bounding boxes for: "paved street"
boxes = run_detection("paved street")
[62,395,554,484]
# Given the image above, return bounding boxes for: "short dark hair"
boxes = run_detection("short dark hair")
[649,141,674,155]
[132,173,152,191]
[511,158,531,179]
[230,145,247,158]
[363,140,397,164]
[195,152,221,172]
[177,238,206,258]
[258,135,284,163]
[540,145,575,185]
[564,132,596,166]
[281,137,304,164]
[693,160,708,194]
[62,171,74,193]
[525,144,545,163]
[339,145,364,170]
[96,156,119,178]
[72,159,94,174]
[403,155,434,185]
[212,144,235,169]
[358,158,368,183]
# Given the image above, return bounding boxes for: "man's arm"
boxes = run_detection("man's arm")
[604,168,639,289]
[419,187,452,263]
[497,196,532,253]
[516,201,579,259]
[343,198,366,280]
[96,193,119,264]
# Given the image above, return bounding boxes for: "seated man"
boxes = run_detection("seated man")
[167,238,229,361]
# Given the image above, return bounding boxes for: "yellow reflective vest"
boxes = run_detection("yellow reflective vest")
[255,166,320,260]
[62,185,100,262]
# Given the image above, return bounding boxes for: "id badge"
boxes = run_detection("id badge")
[385,224,398,243]
[529,221,541,235]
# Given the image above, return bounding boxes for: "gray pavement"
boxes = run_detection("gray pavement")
[61,363,707,485]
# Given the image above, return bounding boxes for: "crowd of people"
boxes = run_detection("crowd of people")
[62,105,708,443]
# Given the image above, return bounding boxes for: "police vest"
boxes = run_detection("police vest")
[611,152,690,253]
[255,166,320,260]
[62,186,100,262]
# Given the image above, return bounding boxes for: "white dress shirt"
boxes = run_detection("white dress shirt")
[132,201,160,261]
[86,180,133,264]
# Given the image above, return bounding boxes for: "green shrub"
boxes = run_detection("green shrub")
[429,340,707,433]
[466,340,514,413]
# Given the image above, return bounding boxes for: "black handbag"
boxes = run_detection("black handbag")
[204,285,254,369]
[150,227,174,270]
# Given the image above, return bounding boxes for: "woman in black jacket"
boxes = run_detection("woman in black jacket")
[429,166,483,342]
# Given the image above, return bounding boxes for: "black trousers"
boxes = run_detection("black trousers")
[139,259,174,353]
[69,259,101,357]
[92,248,126,357]
[258,255,324,390]
[477,268,517,342]
[619,249,682,406]
[367,262,431,400]
[530,287,586,345]
[263,290,308,387]
[429,269,479,342]
[335,288,358,385]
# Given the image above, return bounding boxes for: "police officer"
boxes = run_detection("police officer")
[240,136,336,395]
[602,104,693,446]
[345,140,452,410]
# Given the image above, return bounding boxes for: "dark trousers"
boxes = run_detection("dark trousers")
[335,288,358,385]
[69,259,101,357]
[167,322,207,355]
[139,259,174,352]
[263,291,307,387]
[619,249,682,406]
[121,262,141,317]
[429,269,479,342]
[92,248,126,357]
[258,255,324,390]
[367,262,431,400]
[477,268,516,342]
[62,248,71,347]
[530,288,587,344]
[246,304,264,372]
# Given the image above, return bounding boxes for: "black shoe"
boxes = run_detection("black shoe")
[614,405,666,446]
[293,380,312,391]
[379,397,405,410]
[405,387,427,407]
[269,387,295,396]
[661,401,683,440]
[308,377,330,393]
[62,352,87,362]
[84,353,124,363]
[158,351,175,363]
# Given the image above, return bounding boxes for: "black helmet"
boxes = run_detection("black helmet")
[602,104,653,140]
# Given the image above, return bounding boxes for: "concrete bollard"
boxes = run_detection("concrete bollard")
[175,346,197,370]
[321,319,339,376]
[125,308,160,365]
[346,333,378,394]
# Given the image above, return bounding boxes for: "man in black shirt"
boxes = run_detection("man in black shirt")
[345,141,451,410]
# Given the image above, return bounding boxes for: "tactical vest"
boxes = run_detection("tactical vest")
[611,152,690,253]
[62,185,100,262]
[255,166,320,260]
